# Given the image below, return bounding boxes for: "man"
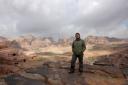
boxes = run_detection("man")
[69,33,86,73]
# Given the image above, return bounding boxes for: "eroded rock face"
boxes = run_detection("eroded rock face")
[0,37,26,75]
[58,37,73,46]
[31,38,52,48]
[10,40,21,49]
[0,48,25,64]
[0,35,128,85]
[3,61,125,85]
[0,65,20,75]
[0,37,21,64]
[93,48,128,67]
[86,36,110,45]
[86,36,125,45]
[93,48,128,78]
[0,54,126,85]
[13,35,54,50]
[0,36,10,49]
[0,47,26,75]
[85,64,124,78]
[14,35,35,49]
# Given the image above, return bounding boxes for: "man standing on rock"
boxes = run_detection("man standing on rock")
[69,33,86,73]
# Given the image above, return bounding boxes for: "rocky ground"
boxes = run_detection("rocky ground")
[0,35,128,85]
[1,48,128,85]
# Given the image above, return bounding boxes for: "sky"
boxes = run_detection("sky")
[0,0,128,39]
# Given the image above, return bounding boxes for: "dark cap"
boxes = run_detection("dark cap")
[75,33,80,35]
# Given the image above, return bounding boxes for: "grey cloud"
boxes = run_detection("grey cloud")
[0,0,128,38]
[76,0,128,27]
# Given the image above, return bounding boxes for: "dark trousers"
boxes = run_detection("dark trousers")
[70,54,83,71]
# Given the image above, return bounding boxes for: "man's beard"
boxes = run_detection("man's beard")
[76,37,80,40]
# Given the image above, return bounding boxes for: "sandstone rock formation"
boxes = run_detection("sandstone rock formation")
[13,35,54,50]
[0,36,10,49]
[0,36,26,75]
[93,48,128,78]
[86,36,127,45]
[0,35,128,85]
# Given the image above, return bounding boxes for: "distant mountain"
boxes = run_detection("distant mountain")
[86,36,128,45]
[1,35,128,49]
[57,37,74,46]
[0,36,8,42]
[0,36,10,49]
[13,35,54,49]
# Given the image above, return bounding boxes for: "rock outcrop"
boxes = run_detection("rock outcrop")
[92,48,128,78]
[0,36,10,49]
[86,36,127,45]
[13,35,54,50]
[0,35,128,85]
[0,37,26,75]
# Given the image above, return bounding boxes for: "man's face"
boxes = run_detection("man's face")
[75,34,80,39]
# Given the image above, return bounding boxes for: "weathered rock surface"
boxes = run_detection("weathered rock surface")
[0,48,25,65]
[0,65,20,75]
[86,36,127,45]
[3,61,125,85]
[93,48,128,78]
[0,36,10,49]
[0,35,128,85]
[0,37,26,76]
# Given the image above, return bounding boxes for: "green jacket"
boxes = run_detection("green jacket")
[72,39,86,55]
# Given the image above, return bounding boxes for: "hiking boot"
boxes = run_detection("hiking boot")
[69,69,75,74]
[79,69,83,73]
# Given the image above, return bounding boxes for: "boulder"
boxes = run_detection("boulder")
[0,48,25,65]
[0,36,10,49]
[0,65,20,75]
[85,64,124,78]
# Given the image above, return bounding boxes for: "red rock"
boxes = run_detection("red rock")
[0,65,19,75]
[0,36,10,49]
[0,48,25,65]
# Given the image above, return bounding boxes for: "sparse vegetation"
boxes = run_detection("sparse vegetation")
[86,57,97,65]
[32,48,41,52]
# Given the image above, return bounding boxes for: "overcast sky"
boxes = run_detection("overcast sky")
[0,0,128,38]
